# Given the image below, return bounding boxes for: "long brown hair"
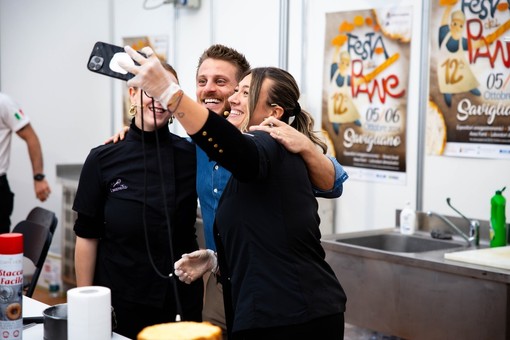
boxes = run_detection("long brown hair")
[248,67,328,154]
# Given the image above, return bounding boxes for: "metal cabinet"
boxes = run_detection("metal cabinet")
[61,185,77,289]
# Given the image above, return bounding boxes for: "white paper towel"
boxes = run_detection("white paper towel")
[67,286,111,340]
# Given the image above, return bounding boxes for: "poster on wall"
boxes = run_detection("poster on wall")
[121,36,169,126]
[322,7,413,185]
[427,0,510,159]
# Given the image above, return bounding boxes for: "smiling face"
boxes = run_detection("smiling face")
[450,11,465,40]
[130,87,173,131]
[228,73,281,130]
[227,74,251,131]
[339,51,351,74]
[196,58,238,115]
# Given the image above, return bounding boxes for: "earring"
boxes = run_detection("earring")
[168,116,174,125]
[129,104,137,116]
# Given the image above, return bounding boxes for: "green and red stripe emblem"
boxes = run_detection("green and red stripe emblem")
[14,108,25,120]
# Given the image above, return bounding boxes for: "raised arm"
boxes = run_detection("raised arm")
[441,4,453,27]
[122,46,211,135]
[122,47,261,178]
[121,47,348,191]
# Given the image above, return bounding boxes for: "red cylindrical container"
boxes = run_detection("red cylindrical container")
[0,233,23,340]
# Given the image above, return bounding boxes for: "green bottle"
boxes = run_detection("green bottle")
[490,187,507,248]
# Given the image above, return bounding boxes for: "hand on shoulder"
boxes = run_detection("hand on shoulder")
[104,126,129,144]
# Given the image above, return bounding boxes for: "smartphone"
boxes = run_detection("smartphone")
[87,41,141,81]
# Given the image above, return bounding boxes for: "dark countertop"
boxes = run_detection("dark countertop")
[56,164,82,183]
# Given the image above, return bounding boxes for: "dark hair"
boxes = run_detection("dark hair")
[248,67,328,154]
[131,61,178,90]
[162,62,179,82]
[196,44,251,82]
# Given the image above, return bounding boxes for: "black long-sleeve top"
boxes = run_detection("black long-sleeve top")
[191,111,347,333]
[73,122,203,313]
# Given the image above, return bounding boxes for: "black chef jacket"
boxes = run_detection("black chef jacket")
[73,122,202,313]
[192,112,347,334]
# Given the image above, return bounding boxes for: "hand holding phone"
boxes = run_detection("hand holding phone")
[91,44,182,109]
[87,41,143,81]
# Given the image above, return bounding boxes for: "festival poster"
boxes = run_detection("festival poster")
[427,0,510,158]
[321,7,413,184]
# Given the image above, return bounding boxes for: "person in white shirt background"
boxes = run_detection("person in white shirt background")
[0,92,51,233]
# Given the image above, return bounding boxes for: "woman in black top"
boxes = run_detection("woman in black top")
[73,64,203,339]
[121,47,347,340]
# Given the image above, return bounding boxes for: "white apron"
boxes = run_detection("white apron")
[327,68,361,124]
[437,31,479,94]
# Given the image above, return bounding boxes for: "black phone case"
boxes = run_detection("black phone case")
[87,41,135,81]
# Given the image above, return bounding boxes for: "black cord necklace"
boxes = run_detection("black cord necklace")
[140,92,183,321]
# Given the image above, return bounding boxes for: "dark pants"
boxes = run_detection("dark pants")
[0,175,14,234]
[232,312,345,340]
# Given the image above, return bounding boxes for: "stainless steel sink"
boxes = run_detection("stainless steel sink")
[321,216,508,340]
[335,232,465,253]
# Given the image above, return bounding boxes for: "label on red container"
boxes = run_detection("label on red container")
[0,252,23,339]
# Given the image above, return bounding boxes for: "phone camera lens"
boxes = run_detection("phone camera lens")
[89,56,104,71]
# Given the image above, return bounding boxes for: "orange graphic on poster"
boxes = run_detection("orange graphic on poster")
[437,2,481,107]
[328,50,362,134]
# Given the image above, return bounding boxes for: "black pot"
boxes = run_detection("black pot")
[43,303,68,340]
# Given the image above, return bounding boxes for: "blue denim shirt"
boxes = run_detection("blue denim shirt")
[196,146,348,251]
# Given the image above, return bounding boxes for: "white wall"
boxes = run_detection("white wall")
[0,0,113,252]
[1,0,509,254]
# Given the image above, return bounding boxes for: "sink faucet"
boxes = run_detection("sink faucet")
[427,198,480,246]
[446,198,480,246]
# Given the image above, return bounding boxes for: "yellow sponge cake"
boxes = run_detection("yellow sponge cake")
[137,321,222,340]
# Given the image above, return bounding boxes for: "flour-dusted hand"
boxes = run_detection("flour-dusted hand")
[120,46,181,108]
[174,249,218,284]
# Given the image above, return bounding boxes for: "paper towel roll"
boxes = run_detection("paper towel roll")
[67,286,111,340]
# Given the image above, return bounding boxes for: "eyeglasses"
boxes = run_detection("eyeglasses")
[138,90,169,113]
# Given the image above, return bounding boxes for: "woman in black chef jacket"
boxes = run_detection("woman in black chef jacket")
[121,47,347,340]
[72,63,203,339]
